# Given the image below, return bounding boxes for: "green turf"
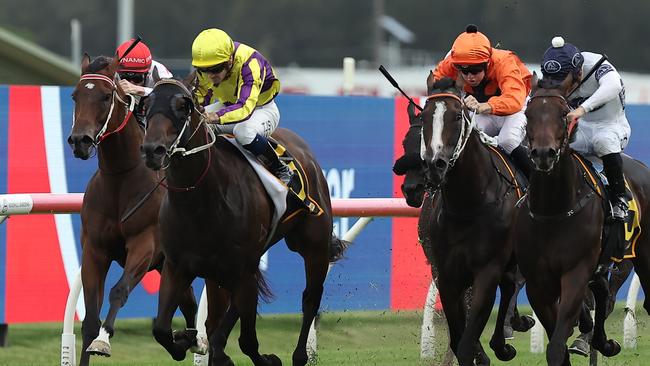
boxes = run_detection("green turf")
[0,303,647,365]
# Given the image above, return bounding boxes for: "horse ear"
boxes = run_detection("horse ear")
[426,70,435,95]
[182,70,197,89]
[559,73,575,97]
[108,53,120,75]
[530,71,539,96]
[407,102,419,122]
[152,66,161,83]
[81,53,90,73]
[171,93,192,119]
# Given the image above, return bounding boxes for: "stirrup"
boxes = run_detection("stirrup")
[275,164,294,185]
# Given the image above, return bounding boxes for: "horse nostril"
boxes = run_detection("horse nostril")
[67,135,74,146]
[153,145,167,157]
[530,148,538,158]
[434,158,448,171]
[548,148,557,158]
[81,135,94,146]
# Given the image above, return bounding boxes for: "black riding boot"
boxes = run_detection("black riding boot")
[243,134,294,185]
[509,145,534,179]
[602,152,628,262]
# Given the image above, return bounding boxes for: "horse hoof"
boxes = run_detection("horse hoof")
[475,350,491,366]
[601,339,621,357]
[568,338,589,357]
[493,343,516,361]
[172,329,194,351]
[261,353,282,366]
[190,334,209,355]
[86,339,111,357]
[171,349,187,362]
[513,315,536,332]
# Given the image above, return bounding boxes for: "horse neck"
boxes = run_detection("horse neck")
[528,150,581,215]
[97,102,143,174]
[442,132,497,207]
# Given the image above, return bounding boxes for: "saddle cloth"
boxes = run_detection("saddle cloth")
[582,154,642,260]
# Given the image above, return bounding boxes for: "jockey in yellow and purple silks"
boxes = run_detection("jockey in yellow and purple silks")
[192,28,292,185]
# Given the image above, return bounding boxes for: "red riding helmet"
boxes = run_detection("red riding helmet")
[116,39,152,73]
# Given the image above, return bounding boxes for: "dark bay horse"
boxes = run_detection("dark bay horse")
[67,55,202,365]
[140,78,348,366]
[517,73,650,365]
[416,78,526,366]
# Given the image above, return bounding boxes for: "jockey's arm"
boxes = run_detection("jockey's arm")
[580,67,623,113]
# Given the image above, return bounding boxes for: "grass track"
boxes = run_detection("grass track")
[0,304,648,365]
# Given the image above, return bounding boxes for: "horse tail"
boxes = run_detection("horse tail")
[255,269,274,304]
[329,233,351,263]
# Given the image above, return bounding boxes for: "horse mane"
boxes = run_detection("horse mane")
[537,77,564,90]
[87,56,113,73]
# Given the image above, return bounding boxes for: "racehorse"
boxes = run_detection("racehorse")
[68,55,202,365]
[416,78,526,366]
[517,73,650,365]
[140,76,348,366]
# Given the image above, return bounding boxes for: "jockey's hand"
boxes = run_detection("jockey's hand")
[567,106,586,123]
[118,80,146,96]
[206,112,220,124]
[464,95,493,114]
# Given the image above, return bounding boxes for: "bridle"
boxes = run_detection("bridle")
[147,79,217,192]
[527,91,576,169]
[74,73,137,145]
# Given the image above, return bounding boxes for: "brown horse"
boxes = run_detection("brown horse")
[140,77,348,366]
[416,78,527,366]
[67,55,202,365]
[517,73,650,365]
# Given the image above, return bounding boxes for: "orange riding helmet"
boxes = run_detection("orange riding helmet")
[450,24,492,65]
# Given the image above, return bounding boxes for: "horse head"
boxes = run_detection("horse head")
[525,72,574,172]
[420,77,469,187]
[394,103,426,207]
[68,54,124,159]
[141,72,199,170]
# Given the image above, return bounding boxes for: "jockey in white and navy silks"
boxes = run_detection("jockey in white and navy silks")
[541,36,630,261]
[191,28,293,185]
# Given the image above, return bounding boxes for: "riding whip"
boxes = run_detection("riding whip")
[378,65,423,112]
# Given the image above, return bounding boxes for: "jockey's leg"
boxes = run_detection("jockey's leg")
[509,145,534,179]
[602,152,628,262]
[497,109,532,179]
[242,133,293,185]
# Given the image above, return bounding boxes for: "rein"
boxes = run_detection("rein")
[76,74,136,144]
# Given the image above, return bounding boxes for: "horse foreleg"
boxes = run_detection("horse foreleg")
[457,266,499,366]
[608,259,633,315]
[91,231,156,357]
[152,260,194,361]
[547,269,590,366]
[489,270,517,361]
[234,273,281,366]
[206,281,236,366]
[437,275,466,359]
[79,240,110,365]
[589,273,622,357]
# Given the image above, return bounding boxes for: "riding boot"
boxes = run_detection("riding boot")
[509,145,534,179]
[602,152,628,262]
[243,134,294,185]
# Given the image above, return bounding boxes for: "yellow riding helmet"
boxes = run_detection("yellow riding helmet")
[191,28,234,68]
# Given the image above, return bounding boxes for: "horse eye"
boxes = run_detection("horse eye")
[103,93,112,102]
[456,113,462,121]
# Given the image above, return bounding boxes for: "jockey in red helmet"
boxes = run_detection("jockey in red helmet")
[116,39,173,127]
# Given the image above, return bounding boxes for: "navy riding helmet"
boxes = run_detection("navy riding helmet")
[541,36,584,81]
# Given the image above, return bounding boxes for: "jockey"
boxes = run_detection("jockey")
[541,36,630,262]
[116,39,173,127]
[430,24,534,177]
[191,28,293,185]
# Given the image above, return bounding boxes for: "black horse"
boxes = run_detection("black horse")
[517,73,650,365]
[140,77,348,366]
[415,78,528,366]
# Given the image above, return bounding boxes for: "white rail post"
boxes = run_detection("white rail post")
[193,287,209,366]
[420,280,438,359]
[624,273,641,349]
[342,57,355,96]
[61,270,82,366]
[530,312,544,353]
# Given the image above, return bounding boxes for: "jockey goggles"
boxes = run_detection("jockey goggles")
[455,63,487,75]
[196,62,228,75]
[119,71,147,84]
